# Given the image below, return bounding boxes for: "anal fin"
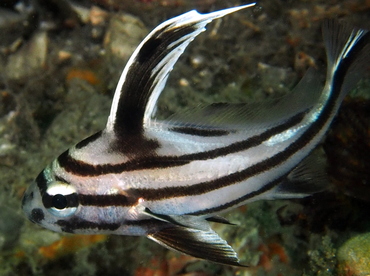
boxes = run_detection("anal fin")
[272,149,329,199]
[148,225,246,267]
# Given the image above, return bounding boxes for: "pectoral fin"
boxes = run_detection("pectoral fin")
[148,225,246,267]
[143,207,211,231]
[206,215,236,225]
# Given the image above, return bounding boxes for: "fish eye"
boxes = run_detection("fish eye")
[43,181,79,217]
[52,194,68,209]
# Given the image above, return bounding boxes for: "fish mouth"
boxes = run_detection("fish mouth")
[21,187,46,224]
[21,188,31,208]
[21,189,33,206]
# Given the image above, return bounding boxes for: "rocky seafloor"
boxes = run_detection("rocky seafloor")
[0,0,369,275]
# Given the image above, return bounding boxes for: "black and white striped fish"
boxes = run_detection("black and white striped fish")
[22,4,370,266]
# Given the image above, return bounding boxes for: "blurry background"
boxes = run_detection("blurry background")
[0,0,369,275]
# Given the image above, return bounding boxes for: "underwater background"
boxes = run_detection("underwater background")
[0,0,369,275]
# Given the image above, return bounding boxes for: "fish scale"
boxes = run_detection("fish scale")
[22,3,370,266]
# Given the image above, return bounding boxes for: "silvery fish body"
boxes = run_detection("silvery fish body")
[22,4,370,266]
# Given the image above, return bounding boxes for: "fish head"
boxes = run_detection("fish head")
[22,165,80,233]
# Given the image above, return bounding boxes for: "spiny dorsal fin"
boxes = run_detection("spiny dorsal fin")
[105,4,255,137]
[148,225,247,267]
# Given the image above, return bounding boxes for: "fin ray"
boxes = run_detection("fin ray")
[143,207,211,231]
[323,19,370,100]
[106,4,255,136]
[148,225,246,266]
[166,68,322,131]
[264,149,329,200]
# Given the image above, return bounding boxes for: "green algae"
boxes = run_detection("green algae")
[337,233,370,276]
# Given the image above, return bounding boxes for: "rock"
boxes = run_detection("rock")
[89,6,109,26]
[43,79,111,154]
[0,8,38,50]
[103,13,147,64]
[0,204,24,250]
[337,233,370,276]
[257,62,297,96]
[102,13,147,89]
[5,31,48,81]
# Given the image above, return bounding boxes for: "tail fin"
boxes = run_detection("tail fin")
[323,19,370,101]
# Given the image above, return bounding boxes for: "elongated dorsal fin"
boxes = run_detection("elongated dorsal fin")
[106,4,255,137]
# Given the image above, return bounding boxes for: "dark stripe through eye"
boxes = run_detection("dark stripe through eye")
[42,193,79,209]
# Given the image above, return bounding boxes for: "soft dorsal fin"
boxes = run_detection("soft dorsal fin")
[105,4,255,137]
[166,67,323,131]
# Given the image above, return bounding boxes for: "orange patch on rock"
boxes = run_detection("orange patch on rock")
[258,242,289,271]
[134,256,168,276]
[66,69,100,85]
[38,234,107,260]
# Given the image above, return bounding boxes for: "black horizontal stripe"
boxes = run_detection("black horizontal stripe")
[188,174,288,215]
[170,126,231,137]
[56,217,167,233]
[57,82,338,207]
[120,27,369,202]
[125,106,329,201]
[58,110,307,176]
[75,63,345,204]
[56,217,120,233]
[57,26,366,205]
[49,21,369,221]
[58,81,343,210]
[58,149,189,176]
[59,173,286,213]
[79,194,137,207]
